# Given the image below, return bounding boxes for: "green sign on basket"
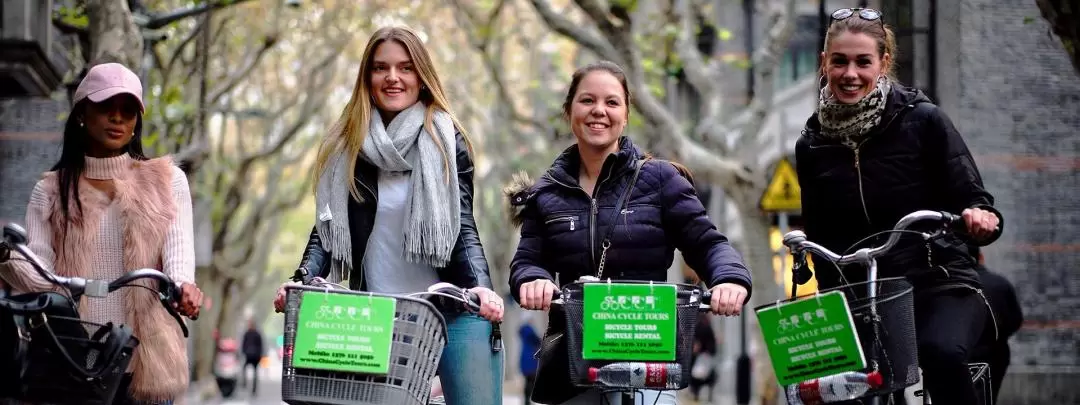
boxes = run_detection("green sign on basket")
[292,292,397,375]
[582,283,677,361]
[755,290,866,386]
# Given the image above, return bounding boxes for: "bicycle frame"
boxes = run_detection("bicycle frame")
[544,277,713,405]
[779,211,966,405]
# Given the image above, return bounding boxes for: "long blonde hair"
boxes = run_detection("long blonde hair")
[313,25,474,201]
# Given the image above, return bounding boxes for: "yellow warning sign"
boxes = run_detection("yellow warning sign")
[760,159,801,212]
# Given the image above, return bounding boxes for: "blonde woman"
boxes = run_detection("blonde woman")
[272,26,504,404]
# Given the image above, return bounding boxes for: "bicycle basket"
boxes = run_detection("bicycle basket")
[281,285,448,405]
[771,277,919,400]
[0,291,138,405]
[559,281,705,390]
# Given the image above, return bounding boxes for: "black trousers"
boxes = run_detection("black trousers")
[913,289,987,405]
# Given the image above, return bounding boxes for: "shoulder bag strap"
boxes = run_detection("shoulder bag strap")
[596,158,647,278]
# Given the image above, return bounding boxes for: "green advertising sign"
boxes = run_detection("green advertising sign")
[755,290,866,386]
[292,292,397,375]
[582,283,677,361]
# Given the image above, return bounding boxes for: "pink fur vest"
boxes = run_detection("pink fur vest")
[37,157,189,401]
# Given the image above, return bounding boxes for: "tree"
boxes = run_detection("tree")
[1036,0,1080,75]
[524,0,797,402]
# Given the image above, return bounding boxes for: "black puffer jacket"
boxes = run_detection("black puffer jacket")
[294,132,491,291]
[795,85,1003,291]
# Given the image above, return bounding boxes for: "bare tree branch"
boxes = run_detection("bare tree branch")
[734,0,796,159]
[528,0,620,62]
[208,37,277,103]
[447,0,549,132]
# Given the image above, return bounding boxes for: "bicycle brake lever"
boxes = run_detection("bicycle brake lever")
[160,295,190,338]
[792,253,813,285]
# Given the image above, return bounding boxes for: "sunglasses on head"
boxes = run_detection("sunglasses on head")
[831,7,883,23]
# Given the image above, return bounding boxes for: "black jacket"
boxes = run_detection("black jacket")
[294,132,492,291]
[795,85,1003,291]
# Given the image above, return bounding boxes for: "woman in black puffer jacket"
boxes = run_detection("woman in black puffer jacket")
[508,61,752,405]
[796,8,1003,405]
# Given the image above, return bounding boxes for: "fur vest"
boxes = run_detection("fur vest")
[37,157,188,401]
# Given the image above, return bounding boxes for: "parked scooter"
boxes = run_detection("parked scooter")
[214,337,241,398]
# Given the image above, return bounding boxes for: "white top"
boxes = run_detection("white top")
[0,154,195,327]
[362,170,439,294]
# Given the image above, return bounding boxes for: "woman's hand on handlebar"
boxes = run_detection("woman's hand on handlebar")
[962,207,999,241]
[468,287,504,322]
[176,282,204,319]
[709,283,747,316]
[519,279,558,311]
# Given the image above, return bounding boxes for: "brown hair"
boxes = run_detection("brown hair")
[562,60,631,117]
[313,26,472,200]
[562,61,695,183]
[822,14,898,76]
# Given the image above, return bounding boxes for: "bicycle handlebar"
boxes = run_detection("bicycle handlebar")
[782,210,965,266]
[543,279,714,312]
[300,278,486,316]
[2,223,190,337]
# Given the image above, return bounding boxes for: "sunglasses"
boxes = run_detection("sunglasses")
[831,7,884,24]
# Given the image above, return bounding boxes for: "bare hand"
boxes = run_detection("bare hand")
[962,208,1000,241]
[519,279,558,311]
[273,281,299,313]
[176,283,203,319]
[709,283,748,316]
[468,287,504,322]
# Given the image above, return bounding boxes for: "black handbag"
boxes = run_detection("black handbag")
[0,287,138,404]
[530,306,585,404]
[530,159,647,404]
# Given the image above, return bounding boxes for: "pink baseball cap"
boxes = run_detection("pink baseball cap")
[72,63,145,112]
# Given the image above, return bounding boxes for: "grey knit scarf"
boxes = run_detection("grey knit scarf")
[817,76,892,147]
[315,102,460,282]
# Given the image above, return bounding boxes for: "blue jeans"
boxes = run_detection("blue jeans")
[438,313,504,405]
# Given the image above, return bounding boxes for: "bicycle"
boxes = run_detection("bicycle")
[0,223,192,405]
[278,275,493,405]
[531,277,714,405]
[765,210,992,405]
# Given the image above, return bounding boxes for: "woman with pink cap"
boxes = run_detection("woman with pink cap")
[0,62,203,404]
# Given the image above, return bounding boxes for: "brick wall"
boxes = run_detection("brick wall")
[0,97,66,226]
[938,0,1080,402]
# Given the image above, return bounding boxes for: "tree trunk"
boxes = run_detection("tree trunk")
[1036,0,1080,75]
[86,0,142,67]
[730,185,783,405]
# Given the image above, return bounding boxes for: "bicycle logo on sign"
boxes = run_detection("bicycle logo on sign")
[776,308,829,333]
[599,295,658,311]
[315,304,372,321]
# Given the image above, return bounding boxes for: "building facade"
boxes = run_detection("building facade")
[0,0,71,226]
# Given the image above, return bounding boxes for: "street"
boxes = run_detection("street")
[179,354,526,405]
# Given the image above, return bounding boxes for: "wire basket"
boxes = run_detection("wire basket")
[769,277,918,402]
[0,314,138,405]
[281,285,447,405]
[558,281,705,390]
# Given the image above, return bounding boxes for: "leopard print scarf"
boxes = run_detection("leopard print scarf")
[817,76,892,147]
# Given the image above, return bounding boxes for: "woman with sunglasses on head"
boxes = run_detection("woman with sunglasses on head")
[795,8,1002,405]
[271,26,504,404]
[0,63,203,405]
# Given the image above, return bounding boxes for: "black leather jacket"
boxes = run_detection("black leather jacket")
[294,132,492,291]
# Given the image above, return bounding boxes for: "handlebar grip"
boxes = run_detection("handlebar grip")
[466,290,482,307]
[942,211,967,233]
[699,290,713,312]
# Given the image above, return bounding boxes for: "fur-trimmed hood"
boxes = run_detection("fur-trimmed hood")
[503,171,535,228]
